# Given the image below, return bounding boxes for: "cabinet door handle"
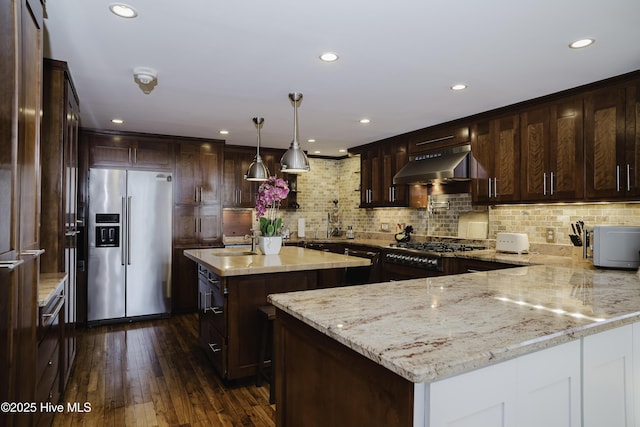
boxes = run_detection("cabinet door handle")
[0,260,24,270]
[550,172,554,196]
[627,164,631,192]
[616,165,621,192]
[199,186,203,202]
[209,343,222,353]
[195,187,198,202]
[19,249,45,257]
[488,178,492,198]
[543,173,547,196]
[133,148,137,164]
[493,177,498,197]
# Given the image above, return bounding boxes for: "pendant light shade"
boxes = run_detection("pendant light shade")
[244,117,270,181]
[280,92,310,174]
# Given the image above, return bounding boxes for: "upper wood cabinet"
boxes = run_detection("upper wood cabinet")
[409,125,470,155]
[175,142,224,206]
[584,81,640,200]
[520,97,584,201]
[357,141,408,208]
[223,147,257,208]
[359,145,382,207]
[87,132,174,170]
[472,114,520,203]
[382,142,409,206]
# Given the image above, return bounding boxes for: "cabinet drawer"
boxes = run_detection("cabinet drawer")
[198,276,226,334]
[36,339,60,404]
[200,319,226,376]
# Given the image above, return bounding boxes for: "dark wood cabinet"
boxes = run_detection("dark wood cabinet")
[520,97,584,201]
[195,262,350,381]
[35,280,65,427]
[359,144,383,207]
[87,132,174,170]
[472,114,521,203]
[40,59,80,391]
[173,141,224,313]
[175,142,224,205]
[584,81,640,199]
[223,147,257,208]
[382,142,409,206]
[356,141,408,208]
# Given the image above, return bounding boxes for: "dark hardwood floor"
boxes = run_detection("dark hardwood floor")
[53,314,275,427]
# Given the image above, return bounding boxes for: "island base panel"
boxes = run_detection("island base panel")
[275,309,414,426]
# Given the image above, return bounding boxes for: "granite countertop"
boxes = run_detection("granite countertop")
[268,259,640,384]
[184,246,371,277]
[38,272,67,307]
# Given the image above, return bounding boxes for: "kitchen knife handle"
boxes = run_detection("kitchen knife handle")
[127,196,132,265]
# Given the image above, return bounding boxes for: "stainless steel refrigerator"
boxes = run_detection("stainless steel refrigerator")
[87,169,173,323]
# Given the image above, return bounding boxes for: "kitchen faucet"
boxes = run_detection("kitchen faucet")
[244,229,259,252]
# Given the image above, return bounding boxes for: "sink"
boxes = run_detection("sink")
[220,251,257,256]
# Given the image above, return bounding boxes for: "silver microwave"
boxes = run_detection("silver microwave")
[591,225,640,269]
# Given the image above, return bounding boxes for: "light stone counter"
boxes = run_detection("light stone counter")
[184,246,370,277]
[38,272,67,307]
[268,263,640,383]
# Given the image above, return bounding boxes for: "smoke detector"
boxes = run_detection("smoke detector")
[133,67,158,93]
[134,67,157,84]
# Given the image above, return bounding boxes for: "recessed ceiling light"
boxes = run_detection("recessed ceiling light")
[359,118,371,124]
[313,150,321,154]
[307,139,316,143]
[111,118,124,124]
[569,38,595,49]
[319,52,339,62]
[109,3,138,18]
[450,83,467,91]
[219,130,229,135]
[338,149,347,153]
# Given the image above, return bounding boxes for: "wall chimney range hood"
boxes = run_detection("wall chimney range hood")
[393,144,471,185]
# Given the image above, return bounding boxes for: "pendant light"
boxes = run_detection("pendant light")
[280,92,310,173]
[244,117,270,181]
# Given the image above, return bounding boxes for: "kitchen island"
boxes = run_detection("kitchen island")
[269,260,640,426]
[183,246,370,380]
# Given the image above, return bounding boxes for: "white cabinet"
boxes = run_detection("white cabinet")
[430,359,517,426]
[583,324,634,427]
[516,340,581,427]
[429,340,581,427]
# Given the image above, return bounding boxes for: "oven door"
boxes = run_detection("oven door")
[381,259,445,281]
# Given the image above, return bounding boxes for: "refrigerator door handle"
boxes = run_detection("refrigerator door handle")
[127,196,132,265]
[122,197,127,266]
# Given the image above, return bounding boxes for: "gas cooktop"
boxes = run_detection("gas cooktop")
[389,241,486,253]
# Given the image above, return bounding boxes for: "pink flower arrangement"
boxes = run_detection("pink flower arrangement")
[256,177,290,236]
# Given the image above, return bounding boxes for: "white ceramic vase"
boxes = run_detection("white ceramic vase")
[258,236,282,255]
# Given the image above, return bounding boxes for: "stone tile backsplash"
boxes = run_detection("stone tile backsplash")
[272,156,640,246]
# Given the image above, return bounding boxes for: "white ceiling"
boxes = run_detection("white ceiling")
[43,0,640,157]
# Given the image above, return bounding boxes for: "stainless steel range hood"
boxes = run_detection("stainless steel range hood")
[393,144,471,185]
